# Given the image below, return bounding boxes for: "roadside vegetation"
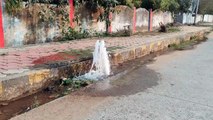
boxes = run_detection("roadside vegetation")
[169,36,207,50]
[60,78,93,95]
[166,25,180,33]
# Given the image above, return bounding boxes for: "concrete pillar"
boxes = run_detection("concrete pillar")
[69,0,75,28]
[108,12,112,33]
[133,7,136,33]
[0,0,4,48]
[148,9,153,32]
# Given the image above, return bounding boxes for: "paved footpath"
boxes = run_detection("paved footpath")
[0,26,210,78]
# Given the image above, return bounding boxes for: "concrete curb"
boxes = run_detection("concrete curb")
[110,29,210,65]
[0,27,211,101]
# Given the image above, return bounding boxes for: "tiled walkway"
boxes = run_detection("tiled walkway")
[0,26,209,77]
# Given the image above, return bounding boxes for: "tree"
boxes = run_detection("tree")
[141,0,179,12]
[117,0,142,8]
[141,0,153,10]
[199,0,213,14]
[152,0,162,10]
[5,0,23,15]
[141,0,190,14]
[177,0,191,13]
[160,0,179,13]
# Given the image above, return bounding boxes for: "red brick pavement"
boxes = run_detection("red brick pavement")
[0,26,209,77]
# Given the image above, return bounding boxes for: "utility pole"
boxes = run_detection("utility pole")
[194,0,200,25]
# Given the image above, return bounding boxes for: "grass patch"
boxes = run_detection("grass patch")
[107,46,125,52]
[62,46,125,59]
[60,78,93,96]
[167,27,180,33]
[169,41,195,50]
[44,77,94,98]
[62,49,93,60]
[61,27,132,42]
[62,28,90,41]
[169,36,205,50]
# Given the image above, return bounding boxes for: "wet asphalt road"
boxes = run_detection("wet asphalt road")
[87,33,213,120]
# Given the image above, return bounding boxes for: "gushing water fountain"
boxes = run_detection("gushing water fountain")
[77,40,111,80]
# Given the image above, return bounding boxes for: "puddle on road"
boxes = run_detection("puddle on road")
[82,66,160,97]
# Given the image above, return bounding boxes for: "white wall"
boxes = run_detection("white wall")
[153,11,173,27]
[204,14,213,22]
[176,13,213,24]
[183,13,194,24]
[136,8,149,27]
[112,7,174,32]
[111,6,133,32]
[196,14,203,23]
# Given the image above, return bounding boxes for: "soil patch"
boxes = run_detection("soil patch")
[32,49,92,66]
[33,53,77,65]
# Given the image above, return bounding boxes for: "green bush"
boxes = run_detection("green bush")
[62,27,90,41]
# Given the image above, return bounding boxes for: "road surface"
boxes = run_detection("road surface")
[87,32,213,120]
[12,32,213,120]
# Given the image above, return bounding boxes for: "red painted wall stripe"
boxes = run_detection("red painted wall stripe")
[148,9,153,32]
[150,9,153,32]
[0,0,4,48]
[69,0,75,29]
[108,12,112,33]
[133,7,136,33]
